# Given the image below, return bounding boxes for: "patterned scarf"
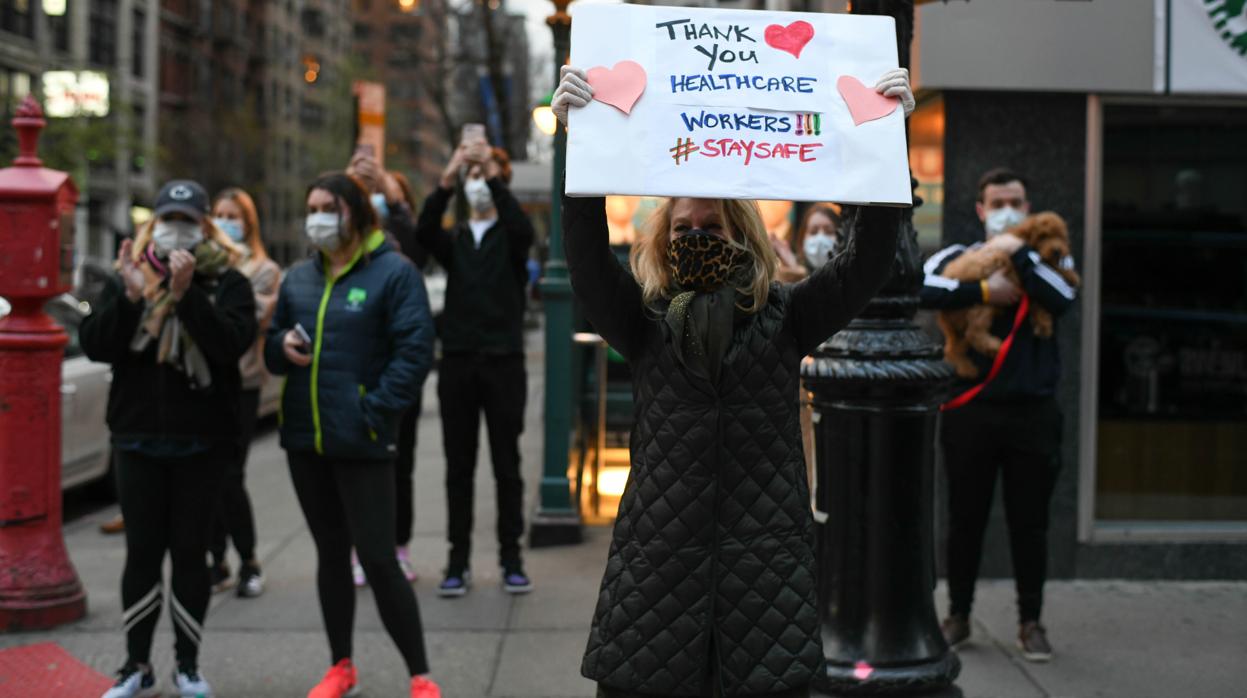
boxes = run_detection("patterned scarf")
[665,232,753,384]
[129,240,232,390]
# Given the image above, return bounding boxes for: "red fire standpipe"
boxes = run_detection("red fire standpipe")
[0,96,87,630]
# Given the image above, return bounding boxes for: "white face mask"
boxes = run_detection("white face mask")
[985,206,1026,237]
[803,234,836,269]
[463,178,494,213]
[153,220,203,254]
[305,212,344,252]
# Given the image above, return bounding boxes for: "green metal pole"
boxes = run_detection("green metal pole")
[530,0,582,547]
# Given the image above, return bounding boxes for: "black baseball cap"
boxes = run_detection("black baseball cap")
[153,180,209,222]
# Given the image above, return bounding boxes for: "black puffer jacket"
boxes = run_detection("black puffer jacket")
[564,195,899,696]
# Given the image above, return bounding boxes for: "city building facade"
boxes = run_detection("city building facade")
[1,0,160,271]
[914,0,1247,579]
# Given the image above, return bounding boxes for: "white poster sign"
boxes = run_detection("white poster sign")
[41,71,110,118]
[566,5,912,205]
[1171,0,1247,95]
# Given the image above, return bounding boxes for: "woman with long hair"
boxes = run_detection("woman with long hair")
[551,67,914,697]
[265,173,440,698]
[84,180,257,698]
[207,187,281,598]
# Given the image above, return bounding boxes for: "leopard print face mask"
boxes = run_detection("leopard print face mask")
[668,230,746,293]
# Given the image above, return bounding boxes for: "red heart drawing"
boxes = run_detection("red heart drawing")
[765,21,815,59]
[586,60,648,115]
[837,75,899,126]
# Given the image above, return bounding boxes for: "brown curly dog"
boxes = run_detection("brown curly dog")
[937,212,1081,379]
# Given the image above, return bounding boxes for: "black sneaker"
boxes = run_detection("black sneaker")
[209,561,233,594]
[502,567,533,594]
[941,614,970,648]
[101,661,158,698]
[236,563,265,598]
[1018,621,1052,662]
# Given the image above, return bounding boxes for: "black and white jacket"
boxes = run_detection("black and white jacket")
[920,242,1078,400]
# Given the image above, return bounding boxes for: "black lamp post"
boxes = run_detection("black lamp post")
[803,1,960,694]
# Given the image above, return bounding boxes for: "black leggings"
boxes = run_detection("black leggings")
[116,445,227,667]
[211,389,260,566]
[394,392,423,547]
[287,451,430,676]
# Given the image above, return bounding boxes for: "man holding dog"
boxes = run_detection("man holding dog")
[921,168,1078,663]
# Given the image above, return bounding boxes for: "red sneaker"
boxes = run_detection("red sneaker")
[308,659,358,698]
[410,675,442,698]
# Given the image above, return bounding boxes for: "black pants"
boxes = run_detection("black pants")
[941,398,1062,624]
[116,445,227,667]
[438,353,526,570]
[395,392,423,547]
[287,451,430,676]
[211,389,260,566]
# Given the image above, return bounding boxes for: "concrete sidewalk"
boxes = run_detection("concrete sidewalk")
[2,332,1245,697]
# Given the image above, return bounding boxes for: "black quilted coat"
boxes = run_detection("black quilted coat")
[564,195,899,696]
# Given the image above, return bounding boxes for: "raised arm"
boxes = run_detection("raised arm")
[562,193,648,362]
[80,275,143,364]
[786,206,900,355]
[1012,246,1077,316]
[489,178,536,265]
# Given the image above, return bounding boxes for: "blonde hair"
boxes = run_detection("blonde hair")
[131,216,245,266]
[629,198,778,314]
[213,187,269,262]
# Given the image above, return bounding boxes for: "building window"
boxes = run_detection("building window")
[354,22,370,40]
[131,105,145,174]
[132,8,145,78]
[89,0,118,67]
[389,23,420,43]
[1096,103,1247,525]
[0,0,33,38]
[49,0,71,52]
[301,8,324,38]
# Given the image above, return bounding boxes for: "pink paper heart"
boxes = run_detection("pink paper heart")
[587,60,648,115]
[853,661,874,681]
[765,21,815,59]
[837,75,899,126]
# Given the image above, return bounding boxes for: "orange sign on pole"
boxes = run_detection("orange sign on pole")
[352,81,387,169]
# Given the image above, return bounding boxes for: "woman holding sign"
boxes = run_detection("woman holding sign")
[554,66,914,698]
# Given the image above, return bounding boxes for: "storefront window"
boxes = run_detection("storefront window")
[1097,103,1247,523]
[909,95,944,256]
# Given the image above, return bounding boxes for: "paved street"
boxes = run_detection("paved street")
[1,333,1245,697]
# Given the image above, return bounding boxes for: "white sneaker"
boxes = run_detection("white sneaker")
[101,664,158,698]
[173,667,213,697]
[236,563,265,598]
[351,549,367,587]
[397,546,418,582]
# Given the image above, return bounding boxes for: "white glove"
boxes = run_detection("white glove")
[875,68,916,117]
[552,65,593,127]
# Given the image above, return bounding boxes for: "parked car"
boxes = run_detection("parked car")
[0,293,113,492]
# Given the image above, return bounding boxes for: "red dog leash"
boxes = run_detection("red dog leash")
[941,294,1030,411]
